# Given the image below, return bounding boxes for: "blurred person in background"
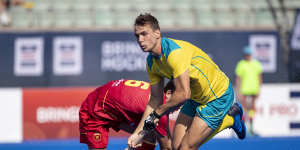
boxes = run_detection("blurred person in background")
[79,79,174,150]
[128,13,246,150]
[0,0,12,26]
[235,46,262,136]
[0,0,32,26]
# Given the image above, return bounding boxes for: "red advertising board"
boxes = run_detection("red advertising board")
[23,87,94,140]
[23,87,178,140]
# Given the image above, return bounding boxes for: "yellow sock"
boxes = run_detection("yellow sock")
[202,114,234,144]
[218,114,234,131]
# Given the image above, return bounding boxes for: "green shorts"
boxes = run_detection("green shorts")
[180,83,234,130]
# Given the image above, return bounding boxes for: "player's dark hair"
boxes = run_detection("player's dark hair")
[134,13,160,31]
[164,80,175,93]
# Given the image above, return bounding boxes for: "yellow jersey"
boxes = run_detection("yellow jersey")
[235,59,262,95]
[146,37,230,104]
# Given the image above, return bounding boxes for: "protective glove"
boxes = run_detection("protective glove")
[143,111,161,131]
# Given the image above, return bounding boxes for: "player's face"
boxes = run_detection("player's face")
[244,54,251,61]
[165,90,172,102]
[134,24,160,53]
[165,90,181,112]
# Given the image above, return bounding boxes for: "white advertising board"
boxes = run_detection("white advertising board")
[0,88,22,143]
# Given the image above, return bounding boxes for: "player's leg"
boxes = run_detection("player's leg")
[240,94,248,114]
[79,113,110,150]
[179,82,244,149]
[178,101,228,150]
[172,112,193,150]
[199,102,246,143]
[79,90,113,150]
[154,131,171,150]
[193,101,246,143]
[248,95,257,135]
[241,95,251,134]
[179,115,214,150]
[200,114,234,144]
[250,95,257,110]
[178,99,232,150]
[178,104,244,150]
[79,100,90,133]
[179,110,245,149]
[180,86,245,146]
[250,95,257,119]
[79,104,110,150]
[172,100,196,150]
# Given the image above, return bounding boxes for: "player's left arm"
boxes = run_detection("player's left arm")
[155,70,191,116]
[259,74,262,85]
[257,61,263,96]
[258,61,263,86]
[235,61,243,97]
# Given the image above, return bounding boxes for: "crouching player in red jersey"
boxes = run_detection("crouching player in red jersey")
[79,79,174,150]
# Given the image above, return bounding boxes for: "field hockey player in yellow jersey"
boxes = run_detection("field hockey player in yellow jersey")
[128,13,246,150]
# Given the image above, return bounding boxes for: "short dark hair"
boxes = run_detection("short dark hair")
[164,80,175,93]
[134,13,160,31]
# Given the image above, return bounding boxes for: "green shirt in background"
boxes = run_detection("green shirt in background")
[235,59,262,95]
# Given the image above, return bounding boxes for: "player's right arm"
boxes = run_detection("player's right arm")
[235,76,241,97]
[155,70,190,116]
[235,61,242,98]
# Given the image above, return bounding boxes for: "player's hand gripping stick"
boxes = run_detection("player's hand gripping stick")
[128,111,161,150]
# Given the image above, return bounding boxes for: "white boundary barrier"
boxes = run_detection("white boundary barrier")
[0,88,22,143]
[1,84,300,142]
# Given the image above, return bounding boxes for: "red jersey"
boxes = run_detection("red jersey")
[100,79,152,124]
[79,79,168,148]
[80,79,167,133]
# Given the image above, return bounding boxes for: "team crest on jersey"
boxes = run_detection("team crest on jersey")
[93,133,101,142]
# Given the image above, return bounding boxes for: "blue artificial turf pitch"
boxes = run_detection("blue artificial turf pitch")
[0,137,299,150]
